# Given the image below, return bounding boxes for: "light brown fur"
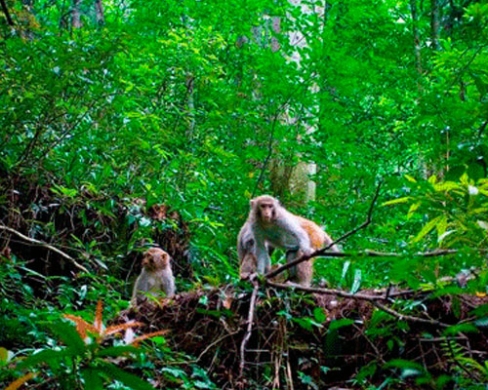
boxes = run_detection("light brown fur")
[246,195,339,287]
[131,248,175,305]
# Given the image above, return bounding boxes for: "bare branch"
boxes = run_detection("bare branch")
[0,224,89,273]
[0,0,14,26]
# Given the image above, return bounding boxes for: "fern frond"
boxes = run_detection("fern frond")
[64,314,98,339]
[5,372,36,390]
[132,330,170,346]
[94,300,104,333]
[104,322,143,336]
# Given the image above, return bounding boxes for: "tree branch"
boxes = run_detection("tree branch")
[0,0,14,26]
[0,224,89,273]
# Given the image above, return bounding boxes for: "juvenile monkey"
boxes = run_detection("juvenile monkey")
[131,248,175,305]
[247,195,339,287]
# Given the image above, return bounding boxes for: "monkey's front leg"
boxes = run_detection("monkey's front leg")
[286,248,313,287]
[255,240,271,274]
[285,249,299,279]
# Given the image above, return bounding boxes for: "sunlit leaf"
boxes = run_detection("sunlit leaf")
[412,216,443,243]
[382,197,410,206]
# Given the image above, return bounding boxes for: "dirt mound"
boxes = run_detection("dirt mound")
[115,285,488,388]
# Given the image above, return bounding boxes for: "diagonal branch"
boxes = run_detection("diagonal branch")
[0,0,14,26]
[0,224,89,273]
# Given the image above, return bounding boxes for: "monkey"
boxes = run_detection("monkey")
[238,221,277,279]
[237,222,257,280]
[238,222,289,282]
[131,247,175,305]
[246,195,339,287]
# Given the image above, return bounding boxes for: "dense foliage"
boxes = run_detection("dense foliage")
[1,0,487,388]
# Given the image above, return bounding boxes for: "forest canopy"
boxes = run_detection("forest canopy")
[1,0,488,388]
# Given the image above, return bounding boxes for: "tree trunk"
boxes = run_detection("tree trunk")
[72,0,82,29]
[94,0,104,25]
[430,0,440,50]
[409,0,422,74]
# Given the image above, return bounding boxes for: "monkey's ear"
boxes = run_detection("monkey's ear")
[250,199,255,207]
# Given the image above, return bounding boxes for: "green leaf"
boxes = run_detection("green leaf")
[407,201,421,219]
[81,368,104,390]
[442,323,479,336]
[433,181,460,192]
[47,320,87,354]
[97,362,154,390]
[350,269,361,294]
[17,349,77,370]
[313,307,326,323]
[384,359,427,378]
[340,261,350,283]
[0,347,10,365]
[51,185,78,198]
[474,316,488,328]
[96,345,140,358]
[292,318,314,332]
[382,197,410,206]
[162,366,188,378]
[329,319,354,331]
[477,220,488,231]
[405,175,417,183]
[412,216,443,243]
[435,215,448,239]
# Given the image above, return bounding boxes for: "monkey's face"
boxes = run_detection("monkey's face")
[251,195,278,223]
[258,201,275,223]
[141,248,170,272]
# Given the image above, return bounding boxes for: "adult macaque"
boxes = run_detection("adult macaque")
[247,195,339,287]
[131,247,175,305]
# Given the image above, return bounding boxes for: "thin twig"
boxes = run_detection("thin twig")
[0,224,89,273]
[266,182,382,280]
[196,332,236,363]
[239,279,259,377]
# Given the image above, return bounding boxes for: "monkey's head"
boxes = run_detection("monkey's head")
[141,247,171,272]
[251,195,278,223]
